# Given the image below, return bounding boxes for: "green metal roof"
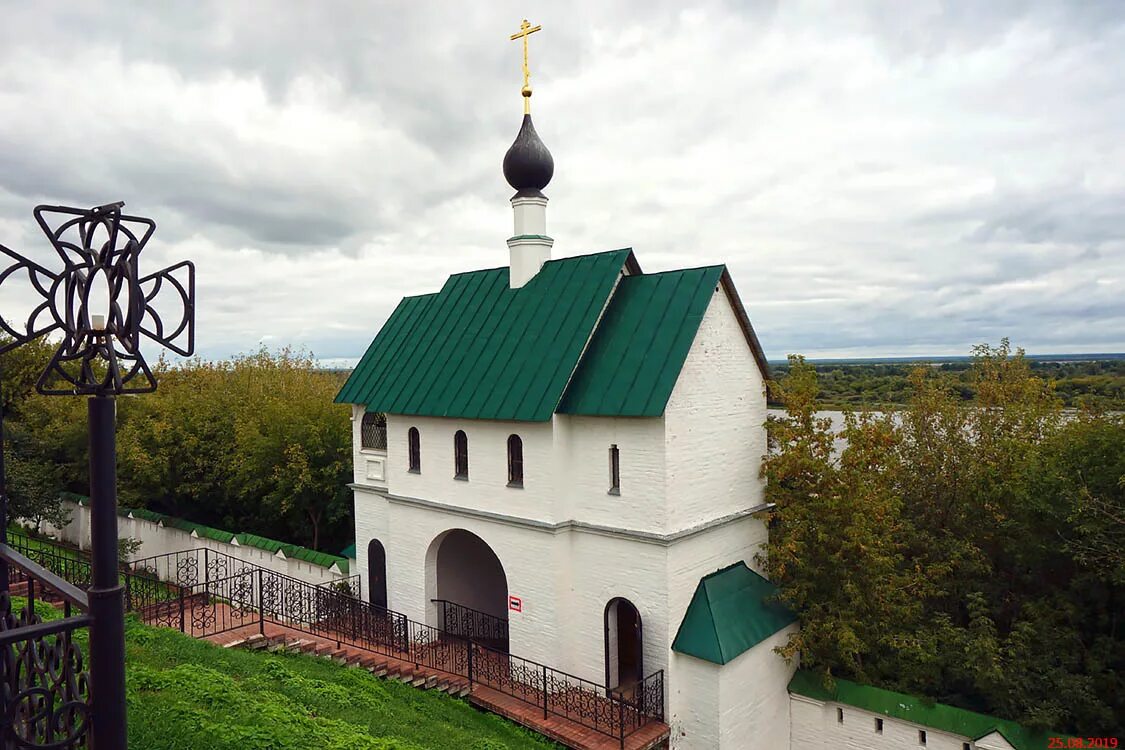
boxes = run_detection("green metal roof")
[671,562,797,665]
[788,670,1063,750]
[338,249,770,420]
[234,533,348,570]
[340,543,356,559]
[335,249,635,421]
[559,266,724,416]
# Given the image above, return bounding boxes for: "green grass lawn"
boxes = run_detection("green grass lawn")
[12,598,557,750]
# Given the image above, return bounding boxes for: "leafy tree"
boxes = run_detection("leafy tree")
[115,347,352,551]
[763,342,1124,736]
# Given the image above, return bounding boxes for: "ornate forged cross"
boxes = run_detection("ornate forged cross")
[0,202,195,395]
[509,18,543,113]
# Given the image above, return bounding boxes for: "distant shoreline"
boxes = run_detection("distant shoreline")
[766,353,1125,366]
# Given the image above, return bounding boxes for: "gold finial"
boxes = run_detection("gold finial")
[509,18,542,114]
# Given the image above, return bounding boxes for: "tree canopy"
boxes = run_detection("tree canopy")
[762,341,1124,736]
[1,344,353,553]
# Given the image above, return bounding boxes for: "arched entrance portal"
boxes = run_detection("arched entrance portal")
[367,539,387,608]
[429,529,509,651]
[605,598,643,695]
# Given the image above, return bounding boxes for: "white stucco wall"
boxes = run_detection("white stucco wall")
[664,286,768,533]
[382,415,558,524]
[668,626,796,749]
[668,654,721,749]
[44,500,349,587]
[790,694,978,750]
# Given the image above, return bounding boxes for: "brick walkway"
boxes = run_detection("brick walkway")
[199,615,669,750]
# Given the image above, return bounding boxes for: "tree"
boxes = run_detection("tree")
[762,342,1124,736]
[115,347,352,551]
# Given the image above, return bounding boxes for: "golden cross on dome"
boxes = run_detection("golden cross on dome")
[509,18,542,114]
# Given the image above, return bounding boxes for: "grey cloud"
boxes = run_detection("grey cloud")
[0,1,1122,360]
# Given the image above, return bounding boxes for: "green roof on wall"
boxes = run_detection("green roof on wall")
[671,562,796,665]
[787,670,1063,750]
[92,496,349,573]
[558,266,724,416]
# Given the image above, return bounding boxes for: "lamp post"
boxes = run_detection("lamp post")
[0,202,195,750]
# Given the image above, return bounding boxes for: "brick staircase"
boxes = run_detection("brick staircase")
[226,631,473,698]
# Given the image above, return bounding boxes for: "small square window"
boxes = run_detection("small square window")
[836,707,843,724]
[875,718,883,734]
[919,730,927,745]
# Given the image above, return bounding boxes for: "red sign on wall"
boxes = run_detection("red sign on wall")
[508,595,522,613]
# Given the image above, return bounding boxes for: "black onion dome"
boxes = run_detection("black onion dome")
[503,114,554,195]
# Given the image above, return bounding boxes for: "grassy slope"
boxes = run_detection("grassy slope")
[14,599,556,750]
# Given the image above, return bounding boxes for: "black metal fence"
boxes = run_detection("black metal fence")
[10,535,666,747]
[433,598,509,651]
[1,542,93,750]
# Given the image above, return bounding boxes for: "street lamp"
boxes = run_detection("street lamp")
[0,202,194,750]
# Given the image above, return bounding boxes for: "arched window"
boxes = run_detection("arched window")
[361,412,387,451]
[453,430,469,479]
[407,427,421,473]
[507,434,523,487]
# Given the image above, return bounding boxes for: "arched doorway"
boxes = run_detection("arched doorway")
[367,538,387,609]
[427,529,509,651]
[605,598,643,695]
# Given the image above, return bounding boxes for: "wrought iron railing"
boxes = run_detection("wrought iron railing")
[0,541,93,750]
[432,598,509,651]
[15,536,666,747]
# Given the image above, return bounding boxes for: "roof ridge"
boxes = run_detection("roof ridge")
[440,248,634,281]
[700,572,726,662]
[631,262,726,277]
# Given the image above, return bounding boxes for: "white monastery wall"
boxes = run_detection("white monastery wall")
[668,626,796,750]
[668,655,721,750]
[664,288,768,533]
[382,500,564,666]
[45,500,349,588]
[561,530,670,684]
[717,626,797,750]
[382,414,557,524]
[665,516,769,636]
[351,404,387,488]
[790,694,977,750]
[555,414,668,534]
[352,486,391,606]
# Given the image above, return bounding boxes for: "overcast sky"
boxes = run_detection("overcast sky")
[0,1,1122,362]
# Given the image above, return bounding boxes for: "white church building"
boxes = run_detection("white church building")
[335,36,1058,750]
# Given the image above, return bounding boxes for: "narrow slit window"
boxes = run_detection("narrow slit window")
[875,718,883,734]
[963,744,971,750]
[454,430,469,479]
[919,730,927,745]
[836,708,843,724]
[507,434,524,486]
[609,444,620,494]
[407,427,421,472]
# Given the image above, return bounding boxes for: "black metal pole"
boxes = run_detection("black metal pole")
[87,394,127,750]
[0,366,9,593]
